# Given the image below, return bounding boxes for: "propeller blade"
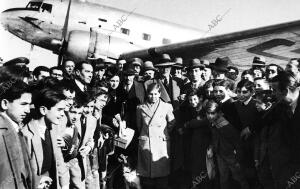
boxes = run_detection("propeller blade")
[61,0,72,40]
[58,0,72,65]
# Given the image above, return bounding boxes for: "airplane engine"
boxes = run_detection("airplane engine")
[65,28,140,61]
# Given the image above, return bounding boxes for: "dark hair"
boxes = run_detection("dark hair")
[105,66,120,80]
[33,88,66,110]
[213,79,232,90]
[72,94,88,108]
[254,90,275,104]
[289,58,300,68]
[62,59,75,67]
[33,66,50,78]
[266,64,283,72]
[188,88,204,98]
[75,61,92,71]
[271,71,298,92]
[241,69,254,77]
[204,100,221,113]
[50,66,63,74]
[93,81,109,96]
[203,79,215,89]
[252,67,265,78]
[0,66,30,82]
[237,80,255,92]
[146,83,161,94]
[59,79,76,93]
[0,80,31,102]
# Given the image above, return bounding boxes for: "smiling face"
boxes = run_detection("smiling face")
[237,86,252,103]
[44,100,66,125]
[147,88,161,104]
[188,94,200,108]
[4,93,32,123]
[213,85,227,102]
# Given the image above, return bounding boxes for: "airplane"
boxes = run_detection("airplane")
[1,0,300,69]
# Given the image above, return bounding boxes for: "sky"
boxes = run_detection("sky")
[0,0,300,69]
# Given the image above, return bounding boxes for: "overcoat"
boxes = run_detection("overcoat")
[136,100,175,178]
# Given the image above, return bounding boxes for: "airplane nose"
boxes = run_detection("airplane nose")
[1,11,10,30]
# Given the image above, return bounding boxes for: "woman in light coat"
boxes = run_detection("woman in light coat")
[136,83,175,189]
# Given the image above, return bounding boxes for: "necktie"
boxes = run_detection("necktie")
[164,78,169,87]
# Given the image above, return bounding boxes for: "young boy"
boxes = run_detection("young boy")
[253,90,275,189]
[62,95,97,189]
[22,88,68,189]
[0,80,34,189]
[205,100,249,189]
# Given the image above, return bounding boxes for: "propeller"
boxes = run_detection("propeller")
[57,0,72,66]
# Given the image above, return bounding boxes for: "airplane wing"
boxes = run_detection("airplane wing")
[120,20,300,70]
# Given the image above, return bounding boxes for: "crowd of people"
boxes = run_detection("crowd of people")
[0,54,300,189]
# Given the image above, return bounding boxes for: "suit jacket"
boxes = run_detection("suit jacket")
[22,119,68,188]
[136,100,175,178]
[77,115,97,176]
[117,81,145,129]
[66,79,90,99]
[0,113,34,189]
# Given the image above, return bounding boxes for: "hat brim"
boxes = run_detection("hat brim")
[186,65,205,70]
[172,64,184,69]
[123,71,137,76]
[155,62,175,67]
[144,67,157,71]
[132,62,141,66]
[252,63,266,67]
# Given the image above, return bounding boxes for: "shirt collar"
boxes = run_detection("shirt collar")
[243,97,252,106]
[75,79,85,92]
[1,112,20,132]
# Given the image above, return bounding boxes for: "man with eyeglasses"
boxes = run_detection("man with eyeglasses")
[50,66,64,80]
[235,80,261,189]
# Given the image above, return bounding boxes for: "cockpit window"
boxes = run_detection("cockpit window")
[26,1,42,10]
[41,3,52,13]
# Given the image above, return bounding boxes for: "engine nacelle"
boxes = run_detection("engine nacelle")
[65,28,141,61]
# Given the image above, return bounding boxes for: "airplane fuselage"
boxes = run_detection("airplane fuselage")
[1,0,204,61]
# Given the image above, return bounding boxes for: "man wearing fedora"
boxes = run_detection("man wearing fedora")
[128,57,143,79]
[172,57,188,85]
[116,66,146,165]
[210,57,232,80]
[252,56,266,70]
[182,58,205,96]
[154,54,181,109]
[201,59,212,83]
[142,61,157,81]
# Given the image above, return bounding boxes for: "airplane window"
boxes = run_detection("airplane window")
[143,33,151,41]
[41,3,52,13]
[162,38,171,44]
[121,28,130,35]
[26,2,42,10]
